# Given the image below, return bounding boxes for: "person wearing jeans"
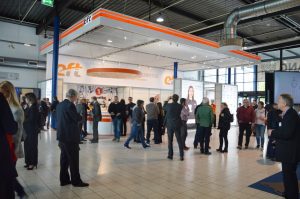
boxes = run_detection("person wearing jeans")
[124,100,149,149]
[255,101,266,150]
[108,96,122,142]
[236,99,255,150]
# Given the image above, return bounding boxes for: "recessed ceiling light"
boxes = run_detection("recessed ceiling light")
[205,55,208,58]
[191,56,196,59]
[24,43,31,47]
[107,39,112,43]
[124,36,127,40]
[156,13,164,23]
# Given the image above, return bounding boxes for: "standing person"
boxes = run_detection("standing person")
[81,99,88,137]
[236,99,255,150]
[119,99,127,136]
[39,98,48,131]
[0,81,27,198]
[50,96,59,130]
[23,93,40,170]
[255,101,266,150]
[252,99,258,110]
[124,100,150,149]
[193,103,202,149]
[20,96,27,110]
[211,100,217,128]
[180,98,189,150]
[165,94,184,161]
[75,99,85,143]
[146,97,159,144]
[157,102,164,144]
[0,91,18,199]
[196,97,214,155]
[56,89,89,187]
[186,86,197,123]
[270,94,300,199]
[217,103,232,153]
[46,98,51,130]
[108,96,122,142]
[90,97,102,143]
[266,103,282,160]
[126,97,136,119]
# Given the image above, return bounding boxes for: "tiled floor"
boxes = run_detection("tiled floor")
[16,127,283,199]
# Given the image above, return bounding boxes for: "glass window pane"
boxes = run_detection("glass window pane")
[218,68,227,76]
[204,69,217,76]
[218,75,227,84]
[204,75,216,83]
[244,73,254,82]
[237,83,244,91]
[258,82,265,91]
[244,66,254,73]
[236,67,244,74]
[236,73,244,83]
[243,82,254,91]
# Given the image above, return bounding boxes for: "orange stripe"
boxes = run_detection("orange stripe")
[87,68,142,75]
[230,50,261,61]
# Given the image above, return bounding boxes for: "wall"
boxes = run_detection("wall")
[0,66,46,88]
[0,21,47,61]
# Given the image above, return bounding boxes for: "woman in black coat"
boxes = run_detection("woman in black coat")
[23,93,40,170]
[217,103,232,153]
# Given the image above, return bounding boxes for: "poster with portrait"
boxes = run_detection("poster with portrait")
[181,80,204,125]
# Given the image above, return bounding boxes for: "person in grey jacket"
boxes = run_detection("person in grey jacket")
[0,80,27,198]
[124,100,150,149]
[146,97,159,144]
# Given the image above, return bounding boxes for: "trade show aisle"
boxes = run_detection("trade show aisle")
[16,127,281,199]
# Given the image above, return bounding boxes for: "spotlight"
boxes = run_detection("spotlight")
[156,13,164,23]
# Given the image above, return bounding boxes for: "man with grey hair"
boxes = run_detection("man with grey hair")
[270,94,300,199]
[56,89,89,187]
[195,97,214,155]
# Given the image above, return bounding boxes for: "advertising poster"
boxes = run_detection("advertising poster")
[181,80,204,125]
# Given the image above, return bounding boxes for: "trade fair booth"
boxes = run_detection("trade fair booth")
[39,9,260,135]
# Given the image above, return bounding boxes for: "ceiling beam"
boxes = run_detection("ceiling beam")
[36,0,77,35]
[260,52,277,59]
[286,49,300,56]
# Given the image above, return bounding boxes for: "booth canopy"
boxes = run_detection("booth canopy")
[40,9,261,71]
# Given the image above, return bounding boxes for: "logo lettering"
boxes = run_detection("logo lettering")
[58,63,83,77]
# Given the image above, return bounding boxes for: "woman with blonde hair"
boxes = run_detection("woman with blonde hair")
[0,80,27,198]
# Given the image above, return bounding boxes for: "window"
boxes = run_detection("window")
[204,69,217,83]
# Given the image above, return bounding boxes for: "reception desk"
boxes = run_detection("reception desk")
[87,112,113,135]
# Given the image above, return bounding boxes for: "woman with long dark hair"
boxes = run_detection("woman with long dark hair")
[217,102,232,153]
[23,92,39,170]
[186,86,197,122]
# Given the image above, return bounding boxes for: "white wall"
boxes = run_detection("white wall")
[0,66,46,88]
[0,21,48,61]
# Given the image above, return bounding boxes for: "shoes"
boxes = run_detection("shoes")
[61,181,71,186]
[237,146,242,150]
[208,146,211,149]
[245,146,249,149]
[72,182,89,187]
[204,152,212,155]
[19,193,28,199]
[256,145,260,149]
[143,144,150,149]
[167,156,173,160]
[90,140,98,143]
[112,138,116,141]
[79,141,84,144]
[184,146,190,150]
[222,150,228,153]
[124,144,131,149]
[194,145,197,149]
[27,165,37,170]
[216,149,222,152]
[180,157,184,161]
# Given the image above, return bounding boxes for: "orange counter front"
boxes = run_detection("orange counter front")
[87,112,113,135]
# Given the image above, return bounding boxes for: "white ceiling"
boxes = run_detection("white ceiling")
[59,26,253,71]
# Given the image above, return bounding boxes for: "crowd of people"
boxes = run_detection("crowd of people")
[1,80,300,198]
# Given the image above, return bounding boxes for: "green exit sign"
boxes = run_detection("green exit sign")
[42,0,54,7]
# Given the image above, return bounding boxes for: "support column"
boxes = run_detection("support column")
[280,49,283,71]
[228,68,231,84]
[174,62,178,79]
[254,64,258,98]
[52,15,60,99]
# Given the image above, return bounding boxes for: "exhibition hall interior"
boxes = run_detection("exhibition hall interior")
[1,0,300,198]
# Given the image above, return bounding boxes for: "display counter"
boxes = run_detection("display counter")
[87,112,113,135]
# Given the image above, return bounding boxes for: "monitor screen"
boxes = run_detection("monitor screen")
[274,72,300,104]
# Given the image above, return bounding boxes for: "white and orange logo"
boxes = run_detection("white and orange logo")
[58,63,83,77]
[164,75,174,85]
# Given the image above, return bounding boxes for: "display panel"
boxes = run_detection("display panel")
[274,72,300,104]
[181,80,204,124]
[221,84,238,125]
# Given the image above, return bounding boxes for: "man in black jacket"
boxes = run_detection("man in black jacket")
[56,89,89,187]
[165,94,184,161]
[91,97,102,143]
[0,92,18,199]
[271,94,300,199]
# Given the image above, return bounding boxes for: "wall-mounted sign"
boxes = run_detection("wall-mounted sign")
[41,0,54,7]
[84,15,93,25]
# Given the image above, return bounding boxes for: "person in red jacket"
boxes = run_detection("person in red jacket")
[236,99,255,149]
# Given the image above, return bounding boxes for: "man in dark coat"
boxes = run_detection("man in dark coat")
[0,92,18,198]
[91,96,102,143]
[165,94,184,161]
[56,89,89,187]
[271,94,300,199]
